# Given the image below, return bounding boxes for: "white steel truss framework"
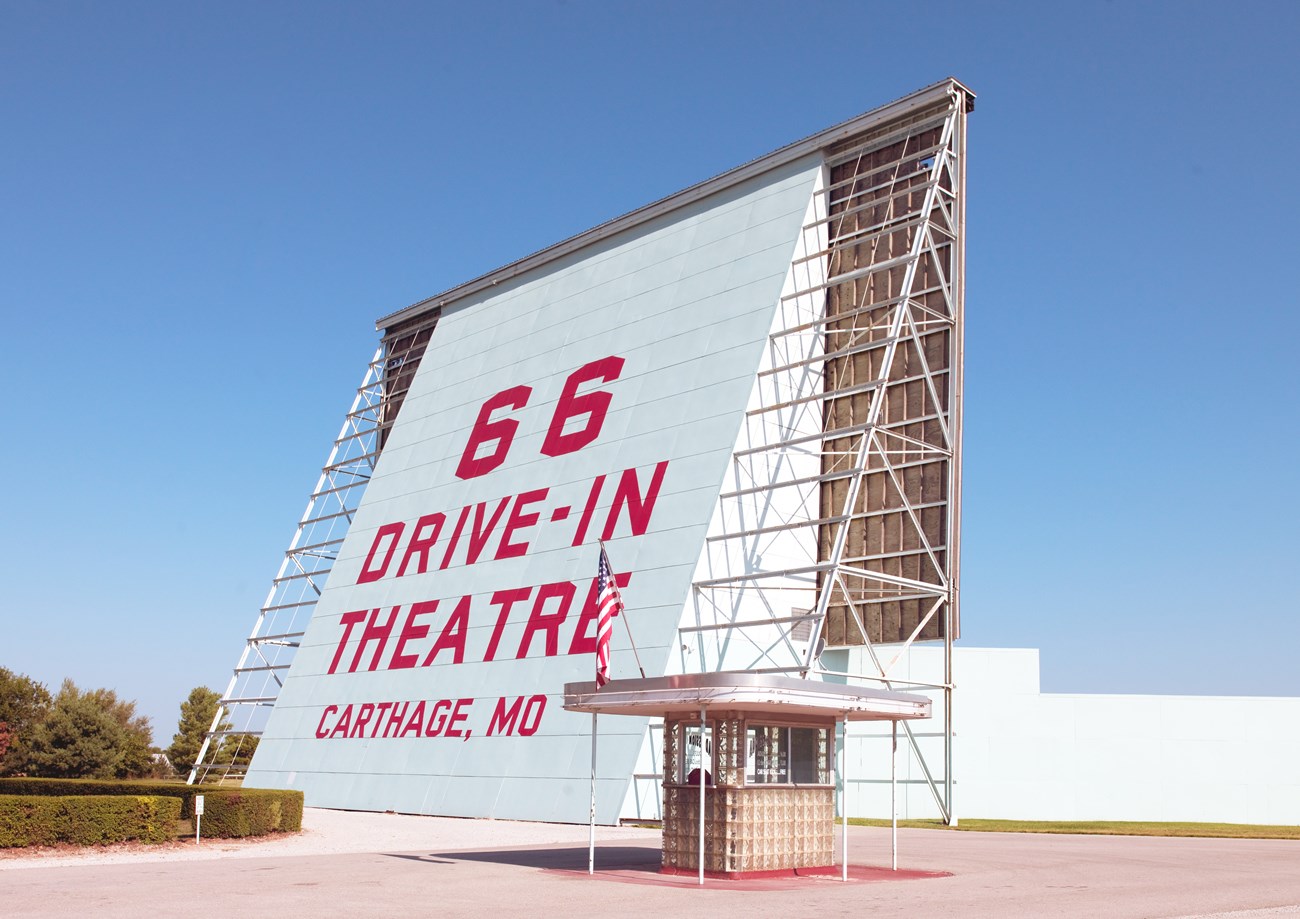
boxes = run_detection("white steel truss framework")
[687,86,968,824]
[196,84,971,821]
[188,315,439,782]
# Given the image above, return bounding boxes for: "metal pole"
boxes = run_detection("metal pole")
[698,705,706,887]
[947,86,967,832]
[841,715,848,882]
[622,614,646,679]
[588,712,597,875]
[601,541,646,678]
[945,609,956,827]
[891,719,898,871]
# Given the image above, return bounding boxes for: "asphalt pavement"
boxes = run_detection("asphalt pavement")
[1,808,1298,918]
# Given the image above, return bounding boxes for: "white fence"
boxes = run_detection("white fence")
[840,646,1300,825]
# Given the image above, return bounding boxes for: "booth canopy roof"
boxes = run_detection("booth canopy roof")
[563,672,931,722]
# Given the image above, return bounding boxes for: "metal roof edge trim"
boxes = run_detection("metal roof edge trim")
[561,671,933,721]
[376,76,974,331]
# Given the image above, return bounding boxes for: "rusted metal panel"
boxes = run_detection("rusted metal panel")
[819,112,964,645]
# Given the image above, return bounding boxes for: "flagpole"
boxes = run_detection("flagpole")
[588,712,598,875]
[600,540,646,678]
[623,614,646,678]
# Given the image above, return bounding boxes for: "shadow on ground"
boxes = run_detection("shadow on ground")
[386,845,661,872]
[385,845,951,893]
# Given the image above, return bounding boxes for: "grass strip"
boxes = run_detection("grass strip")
[846,818,1300,840]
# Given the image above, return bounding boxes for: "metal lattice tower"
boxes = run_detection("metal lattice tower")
[189,309,442,782]
[687,83,969,823]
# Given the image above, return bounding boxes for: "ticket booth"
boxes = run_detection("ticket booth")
[564,672,931,881]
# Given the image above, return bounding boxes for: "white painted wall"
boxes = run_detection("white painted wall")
[246,155,825,824]
[837,645,1300,825]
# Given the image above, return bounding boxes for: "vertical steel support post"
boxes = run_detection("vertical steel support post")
[841,715,848,882]
[588,712,597,875]
[698,706,706,886]
[891,719,898,870]
[945,627,955,827]
[944,85,968,830]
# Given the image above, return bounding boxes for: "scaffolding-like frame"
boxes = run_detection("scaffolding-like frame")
[196,83,970,824]
[689,84,968,824]
[187,319,436,782]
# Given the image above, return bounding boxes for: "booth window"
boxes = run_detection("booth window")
[746,725,830,785]
[677,723,713,783]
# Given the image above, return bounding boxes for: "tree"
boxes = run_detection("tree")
[167,687,231,777]
[3,675,156,779]
[225,733,260,769]
[26,680,128,779]
[84,687,154,778]
[0,667,53,775]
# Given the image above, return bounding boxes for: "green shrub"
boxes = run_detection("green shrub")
[0,794,180,847]
[200,788,304,837]
[0,778,196,812]
[0,778,302,839]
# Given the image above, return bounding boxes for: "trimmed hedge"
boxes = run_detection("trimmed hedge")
[0,794,180,847]
[0,779,303,841]
[200,788,304,837]
[0,778,199,813]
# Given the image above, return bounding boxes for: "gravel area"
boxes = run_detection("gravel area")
[0,806,661,870]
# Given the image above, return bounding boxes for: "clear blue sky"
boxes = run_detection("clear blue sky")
[2,1,1297,742]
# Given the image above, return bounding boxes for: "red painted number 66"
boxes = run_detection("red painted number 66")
[454,355,625,480]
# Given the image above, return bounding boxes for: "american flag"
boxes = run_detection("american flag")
[595,546,623,687]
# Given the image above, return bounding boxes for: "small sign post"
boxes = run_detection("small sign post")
[194,794,205,844]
